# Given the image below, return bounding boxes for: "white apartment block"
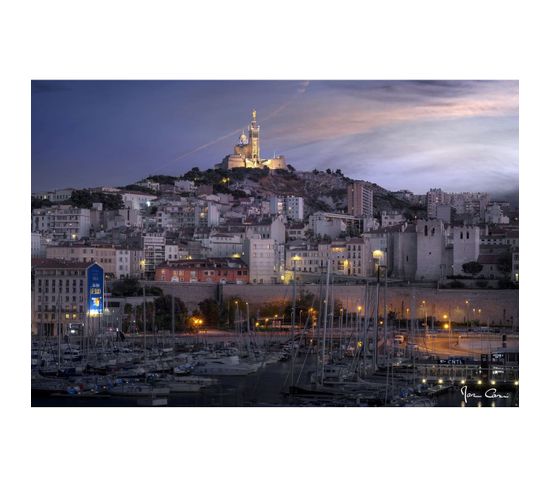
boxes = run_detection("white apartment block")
[136,179,160,192]
[309,212,366,239]
[32,206,91,241]
[31,232,47,258]
[143,233,166,276]
[287,237,372,278]
[157,200,220,230]
[165,244,187,262]
[427,189,489,218]
[33,188,74,203]
[270,195,304,221]
[287,223,307,241]
[245,215,286,244]
[484,203,510,224]
[243,235,278,284]
[115,248,144,278]
[426,189,450,218]
[175,180,196,192]
[121,192,157,210]
[309,212,347,239]
[203,233,243,258]
[380,211,406,228]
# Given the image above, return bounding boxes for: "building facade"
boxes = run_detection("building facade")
[32,206,91,241]
[155,258,248,284]
[32,260,104,336]
[243,235,278,284]
[347,181,374,219]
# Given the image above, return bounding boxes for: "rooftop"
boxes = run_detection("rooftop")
[31,258,93,269]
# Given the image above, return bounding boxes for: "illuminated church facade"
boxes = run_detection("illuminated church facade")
[216,110,288,171]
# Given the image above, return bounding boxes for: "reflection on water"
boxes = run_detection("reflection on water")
[32,359,518,407]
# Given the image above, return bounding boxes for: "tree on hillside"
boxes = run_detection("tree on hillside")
[109,277,163,297]
[497,252,513,276]
[70,189,124,210]
[182,167,204,182]
[146,175,177,185]
[198,299,220,327]
[283,291,317,325]
[31,197,53,209]
[153,295,187,331]
[462,261,483,277]
[120,184,158,195]
[110,277,141,297]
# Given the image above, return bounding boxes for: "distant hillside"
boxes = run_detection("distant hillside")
[168,167,426,218]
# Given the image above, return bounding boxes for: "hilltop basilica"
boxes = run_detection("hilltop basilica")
[216,109,288,171]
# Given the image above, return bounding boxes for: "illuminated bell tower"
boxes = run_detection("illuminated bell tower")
[248,108,260,161]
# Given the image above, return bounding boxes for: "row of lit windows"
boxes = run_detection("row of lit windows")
[37,304,83,312]
[38,279,84,286]
[37,312,80,320]
[37,294,83,302]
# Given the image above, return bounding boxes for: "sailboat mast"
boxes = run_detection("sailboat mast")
[362,282,369,376]
[320,256,331,385]
[57,292,61,368]
[383,269,388,364]
[171,293,175,347]
[373,267,380,371]
[142,285,146,360]
[290,258,297,386]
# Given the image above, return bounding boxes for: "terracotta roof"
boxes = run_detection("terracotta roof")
[31,258,92,269]
[157,258,247,269]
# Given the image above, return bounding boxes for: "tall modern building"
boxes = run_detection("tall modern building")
[426,188,450,218]
[347,181,373,219]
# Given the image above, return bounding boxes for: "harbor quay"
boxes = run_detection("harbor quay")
[148,282,519,328]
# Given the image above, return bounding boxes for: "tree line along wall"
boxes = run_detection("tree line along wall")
[149,282,518,327]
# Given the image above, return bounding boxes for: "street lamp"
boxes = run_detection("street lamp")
[421,300,428,334]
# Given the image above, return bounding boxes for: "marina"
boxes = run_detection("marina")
[31,324,519,407]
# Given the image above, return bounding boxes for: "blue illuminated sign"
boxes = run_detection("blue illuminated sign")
[87,263,104,316]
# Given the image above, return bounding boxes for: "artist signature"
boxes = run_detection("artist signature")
[460,385,511,404]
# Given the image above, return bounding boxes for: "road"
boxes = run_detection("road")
[409,333,518,358]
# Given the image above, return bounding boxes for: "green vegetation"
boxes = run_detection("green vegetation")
[109,277,163,297]
[448,280,466,289]
[70,189,124,210]
[120,184,159,195]
[31,197,53,209]
[462,261,483,277]
[198,298,221,327]
[497,252,513,275]
[145,175,177,185]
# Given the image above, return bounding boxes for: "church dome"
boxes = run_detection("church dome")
[239,131,248,145]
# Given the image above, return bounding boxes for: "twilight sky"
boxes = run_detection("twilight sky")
[32,80,518,196]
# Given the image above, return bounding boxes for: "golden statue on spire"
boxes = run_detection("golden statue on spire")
[252,108,256,121]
